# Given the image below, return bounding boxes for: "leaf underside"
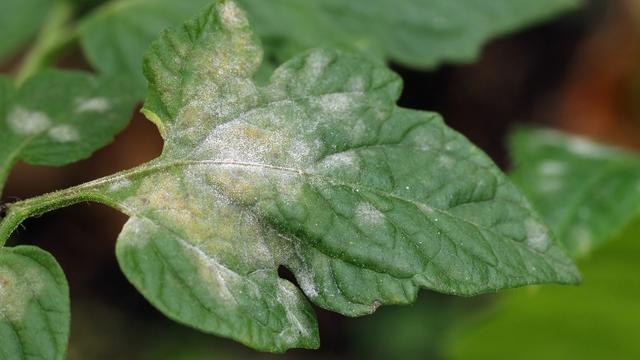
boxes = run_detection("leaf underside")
[67,1,581,352]
[510,128,640,257]
[0,246,70,360]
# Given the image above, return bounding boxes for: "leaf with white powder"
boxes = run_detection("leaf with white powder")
[510,128,640,257]
[56,2,579,352]
[0,70,136,194]
[0,246,70,360]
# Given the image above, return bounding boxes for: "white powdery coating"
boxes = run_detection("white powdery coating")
[538,160,566,176]
[350,120,367,142]
[108,178,132,192]
[0,267,44,322]
[304,50,331,85]
[525,219,550,252]
[124,217,154,248]
[296,270,318,299]
[182,239,242,307]
[218,0,248,29]
[567,137,607,157]
[48,124,79,143]
[195,111,317,168]
[196,120,284,163]
[347,76,367,92]
[7,106,51,135]
[74,97,111,113]
[289,139,313,165]
[355,202,385,226]
[311,93,359,113]
[317,152,359,172]
[195,80,259,120]
[277,281,310,342]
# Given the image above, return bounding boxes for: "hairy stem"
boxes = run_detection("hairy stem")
[0,163,147,246]
[14,1,78,85]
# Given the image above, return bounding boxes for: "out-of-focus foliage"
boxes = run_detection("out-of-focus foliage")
[509,128,640,257]
[78,0,579,95]
[0,0,53,60]
[447,219,640,359]
[0,71,136,195]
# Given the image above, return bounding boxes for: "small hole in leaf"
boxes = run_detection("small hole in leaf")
[277,265,298,286]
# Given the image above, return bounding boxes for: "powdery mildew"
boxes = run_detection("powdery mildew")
[7,106,51,135]
[355,202,386,226]
[74,97,111,113]
[0,266,44,322]
[48,124,80,143]
[525,218,551,252]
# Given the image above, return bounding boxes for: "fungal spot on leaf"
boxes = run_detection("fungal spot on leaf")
[7,106,50,135]
[48,124,80,143]
[355,202,385,227]
[525,219,551,252]
[218,0,248,29]
[0,266,43,322]
[538,160,566,176]
[74,96,111,113]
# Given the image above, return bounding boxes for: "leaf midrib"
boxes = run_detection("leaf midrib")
[118,158,559,264]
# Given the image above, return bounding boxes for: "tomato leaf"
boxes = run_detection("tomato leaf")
[0,70,136,194]
[237,0,580,67]
[69,2,580,352]
[78,0,580,96]
[0,0,53,62]
[510,128,640,257]
[78,0,213,98]
[0,246,70,360]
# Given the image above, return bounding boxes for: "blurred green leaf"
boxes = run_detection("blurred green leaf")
[0,0,54,63]
[351,294,464,360]
[78,0,580,96]
[448,219,640,359]
[510,128,640,257]
[0,70,136,194]
[0,246,70,360]
[78,0,212,97]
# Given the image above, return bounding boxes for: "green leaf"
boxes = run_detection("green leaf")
[78,0,580,96]
[510,128,640,257]
[0,70,136,194]
[237,0,580,67]
[66,2,578,352]
[447,219,640,360]
[78,0,213,97]
[0,0,53,62]
[0,245,70,360]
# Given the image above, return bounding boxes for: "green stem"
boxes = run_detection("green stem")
[0,158,171,246]
[14,1,78,85]
[0,158,268,246]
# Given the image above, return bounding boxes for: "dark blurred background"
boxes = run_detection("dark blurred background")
[2,0,639,358]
